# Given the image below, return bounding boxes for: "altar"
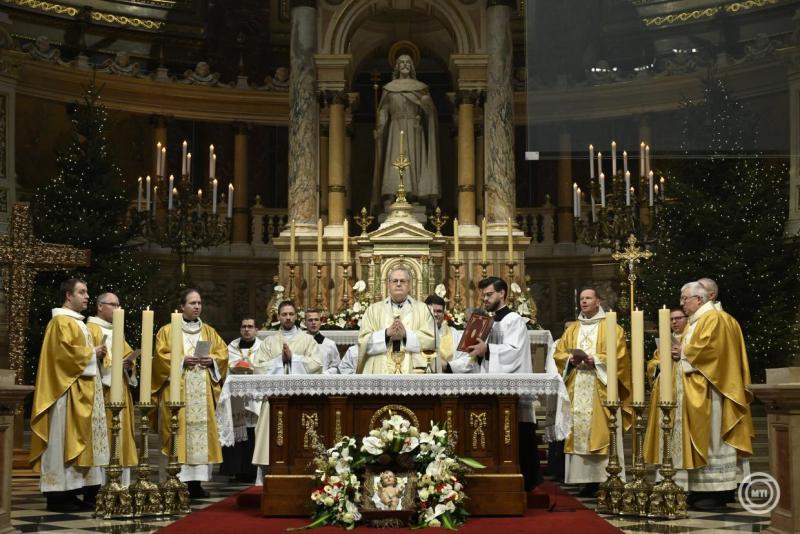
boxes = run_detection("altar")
[216,373,570,516]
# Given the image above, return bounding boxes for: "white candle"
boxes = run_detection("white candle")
[632,308,644,403]
[645,145,651,176]
[152,186,158,216]
[623,150,628,174]
[156,142,162,177]
[573,183,578,217]
[187,152,192,178]
[611,141,617,175]
[137,177,142,211]
[182,140,188,175]
[169,311,182,404]
[227,183,234,218]
[589,144,594,178]
[639,141,645,177]
[139,308,154,404]
[454,218,460,262]
[648,171,654,206]
[599,173,606,208]
[660,176,665,197]
[289,219,296,261]
[317,218,323,263]
[212,179,218,214]
[110,307,125,403]
[145,175,151,213]
[591,195,596,222]
[625,171,631,206]
[197,188,203,203]
[160,147,166,177]
[168,175,174,210]
[576,187,582,218]
[507,218,513,262]
[481,217,487,263]
[597,151,602,177]
[209,144,215,178]
[343,218,349,259]
[605,311,618,403]
[658,306,673,403]
[399,130,405,156]
[210,153,216,179]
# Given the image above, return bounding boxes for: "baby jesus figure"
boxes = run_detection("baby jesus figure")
[376,471,401,510]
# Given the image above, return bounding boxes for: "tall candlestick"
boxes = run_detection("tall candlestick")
[507,218,513,262]
[597,151,602,176]
[658,306,673,403]
[187,152,192,177]
[160,146,166,177]
[648,171,654,206]
[168,175,174,210]
[137,177,142,211]
[212,179,218,214]
[631,308,644,403]
[623,150,628,174]
[625,171,631,206]
[645,144,651,177]
[399,130,405,156]
[639,141,645,177]
[290,219,296,262]
[317,218,323,263]
[589,144,595,178]
[156,142,162,176]
[611,141,617,175]
[111,307,125,403]
[169,312,182,404]
[227,183,234,218]
[139,308,154,404]
[182,140,188,175]
[343,218,349,259]
[605,311,618,403]
[573,183,578,217]
[599,173,606,208]
[210,153,216,179]
[576,187,582,219]
[145,176,151,212]
[481,217,487,263]
[453,218,460,261]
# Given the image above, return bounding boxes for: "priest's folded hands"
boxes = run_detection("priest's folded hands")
[183,356,213,368]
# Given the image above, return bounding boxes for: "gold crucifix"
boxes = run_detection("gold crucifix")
[0,202,91,384]
[611,234,654,314]
[391,130,411,204]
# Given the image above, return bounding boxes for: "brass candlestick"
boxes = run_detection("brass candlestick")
[314,262,326,311]
[479,261,489,279]
[506,261,517,306]
[95,402,133,518]
[131,402,163,516]
[339,262,351,311]
[428,207,449,236]
[621,401,651,516]
[286,261,298,302]
[451,260,464,313]
[596,400,625,515]
[355,207,374,236]
[649,401,688,519]
[159,401,190,515]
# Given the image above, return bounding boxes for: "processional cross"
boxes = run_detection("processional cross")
[610,234,653,313]
[0,202,91,384]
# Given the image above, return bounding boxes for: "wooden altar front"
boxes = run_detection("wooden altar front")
[263,393,526,516]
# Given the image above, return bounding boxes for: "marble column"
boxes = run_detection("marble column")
[786,52,800,235]
[456,90,477,226]
[288,0,318,227]
[150,115,167,178]
[484,0,516,225]
[232,123,250,245]
[557,129,573,243]
[319,124,329,221]
[476,125,485,217]
[327,91,348,226]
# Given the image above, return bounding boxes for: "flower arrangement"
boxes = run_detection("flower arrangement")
[301,415,482,530]
[327,280,370,330]
[509,282,542,330]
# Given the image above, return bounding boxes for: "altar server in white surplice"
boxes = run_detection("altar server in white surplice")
[356,267,435,374]
[251,300,323,482]
[338,345,359,375]
[305,308,342,373]
[447,276,542,490]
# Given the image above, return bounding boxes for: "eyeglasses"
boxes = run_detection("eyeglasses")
[679,295,700,303]
[99,301,120,308]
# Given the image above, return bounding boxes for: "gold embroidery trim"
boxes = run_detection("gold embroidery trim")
[334,410,342,442]
[276,409,284,446]
[470,411,487,449]
[301,412,319,449]
[446,409,453,432]
[503,409,511,445]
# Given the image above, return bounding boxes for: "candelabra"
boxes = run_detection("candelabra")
[506,261,517,306]
[479,262,489,279]
[621,401,651,516]
[314,262,326,310]
[649,402,688,519]
[428,207,449,236]
[159,401,190,515]
[339,261,351,311]
[596,400,625,515]
[451,261,463,314]
[355,207,374,236]
[94,402,133,519]
[141,173,231,283]
[131,402,163,517]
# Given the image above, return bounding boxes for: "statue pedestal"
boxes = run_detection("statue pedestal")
[749,368,800,534]
[0,370,33,534]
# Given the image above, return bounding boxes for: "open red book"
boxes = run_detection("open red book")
[456,314,494,352]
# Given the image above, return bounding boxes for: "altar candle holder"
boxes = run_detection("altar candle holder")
[451,260,464,314]
[479,261,490,280]
[506,261,517,305]
[621,401,651,516]
[159,401,190,515]
[596,400,625,515]
[131,402,163,517]
[94,402,133,519]
[648,401,688,519]
[339,262,351,311]
[314,262,326,311]
[286,262,298,302]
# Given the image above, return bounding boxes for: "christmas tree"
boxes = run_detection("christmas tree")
[25,82,164,382]
[641,78,800,382]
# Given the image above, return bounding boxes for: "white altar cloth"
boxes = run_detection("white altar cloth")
[217,373,571,447]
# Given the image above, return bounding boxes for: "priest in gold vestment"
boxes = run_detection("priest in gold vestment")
[251,301,323,482]
[553,288,631,496]
[87,292,138,486]
[645,281,752,510]
[153,288,228,498]
[30,279,109,512]
[357,267,435,374]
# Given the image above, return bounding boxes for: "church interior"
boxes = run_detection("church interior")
[0,0,798,532]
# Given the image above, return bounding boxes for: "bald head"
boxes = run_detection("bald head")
[96,292,120,322]
[697,278,718,301]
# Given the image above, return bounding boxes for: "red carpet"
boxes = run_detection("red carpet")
[157,482,622,533]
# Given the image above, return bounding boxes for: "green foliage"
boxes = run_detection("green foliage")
[641,78,800,382]
[25,82,165,383]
